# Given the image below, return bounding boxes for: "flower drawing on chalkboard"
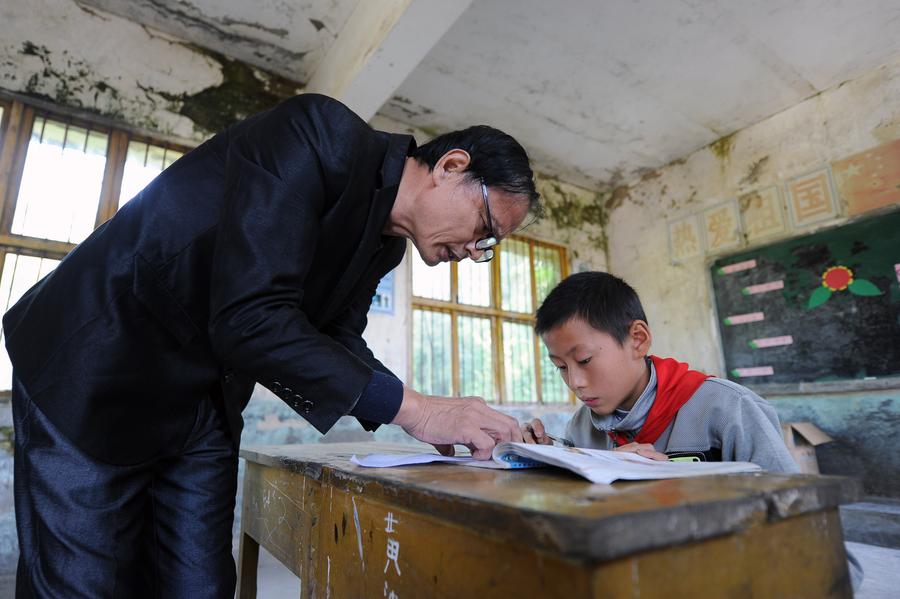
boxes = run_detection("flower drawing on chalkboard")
[822,265,853,291]
[807,265,882,308]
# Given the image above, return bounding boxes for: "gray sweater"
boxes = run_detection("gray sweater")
[565,362,865,587]
[564,360,799,473]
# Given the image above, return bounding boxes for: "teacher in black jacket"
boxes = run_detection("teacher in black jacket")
[4,93,540,597]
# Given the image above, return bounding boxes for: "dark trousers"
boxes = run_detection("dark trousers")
[12,376,239,598]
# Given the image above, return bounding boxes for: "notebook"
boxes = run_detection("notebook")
[351,442,761,484]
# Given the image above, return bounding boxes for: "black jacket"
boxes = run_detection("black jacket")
[3,94,412,464]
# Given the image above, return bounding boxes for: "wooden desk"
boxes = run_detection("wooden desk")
[237,442,859,598]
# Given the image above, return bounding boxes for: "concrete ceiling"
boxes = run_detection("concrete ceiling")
[81,0,900,188]
[79,0,359,81]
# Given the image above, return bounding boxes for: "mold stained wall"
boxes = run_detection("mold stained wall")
[0,0,302,142]
[605,55,900,497]
[607,54,900,372]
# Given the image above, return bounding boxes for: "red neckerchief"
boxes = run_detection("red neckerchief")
[607,355,712,447]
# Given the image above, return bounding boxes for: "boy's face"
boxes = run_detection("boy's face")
[542,316,651,416]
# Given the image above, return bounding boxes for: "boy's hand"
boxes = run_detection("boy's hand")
[521,419,553,445]
[614,442,668,461]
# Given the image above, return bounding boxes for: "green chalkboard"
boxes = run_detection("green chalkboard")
[711,209,900,384]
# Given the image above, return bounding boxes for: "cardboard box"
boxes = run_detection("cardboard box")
[781,422,833,474]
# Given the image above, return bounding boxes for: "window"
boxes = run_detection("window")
[120,141,184,208]
[13,116,110,244]
[0,99,191,393]
[411,237,571,404]
[0,254,60,388]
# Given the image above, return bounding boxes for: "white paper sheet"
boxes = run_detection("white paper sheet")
[351,453,513,469]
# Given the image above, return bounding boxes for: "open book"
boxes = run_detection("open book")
[351,442,761,485]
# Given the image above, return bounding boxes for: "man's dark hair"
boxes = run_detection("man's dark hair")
[412,125,541,215]
[535,272,648,345]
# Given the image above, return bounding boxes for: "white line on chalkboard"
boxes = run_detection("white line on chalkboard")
[742,280,785,295]
[731,366,775,377]
[749,335,793,349]
[717,259,757,275]
[724,311,765,326]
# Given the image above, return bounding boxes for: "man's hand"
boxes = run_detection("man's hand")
[521,418,553,445]
[614,442,668,461]
[391,386,523,459]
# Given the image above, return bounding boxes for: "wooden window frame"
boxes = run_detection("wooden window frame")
[0,100,192,255]
[410,235,572,405]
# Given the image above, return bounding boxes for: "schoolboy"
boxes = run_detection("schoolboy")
[523,271,797,472]
[522,272,865,589]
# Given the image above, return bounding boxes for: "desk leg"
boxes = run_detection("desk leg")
[236,531,259,599]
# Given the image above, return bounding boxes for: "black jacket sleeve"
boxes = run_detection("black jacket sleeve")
[319,260,402,379]
[320,257,406,427]
[207,95,377,433]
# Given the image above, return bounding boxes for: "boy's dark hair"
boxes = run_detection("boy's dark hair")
[412,125,542,216]
[535,271,648,344]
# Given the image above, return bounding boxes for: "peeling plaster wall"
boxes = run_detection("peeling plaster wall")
[530,175,615,271]
[0,0,302,140]
[608,55,900,370]
[78,0,356,82]
[605,56,900,496]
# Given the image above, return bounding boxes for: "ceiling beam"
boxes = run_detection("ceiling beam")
[305,0,474,121]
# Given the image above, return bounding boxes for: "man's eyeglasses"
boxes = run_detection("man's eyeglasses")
[474,179,499,263]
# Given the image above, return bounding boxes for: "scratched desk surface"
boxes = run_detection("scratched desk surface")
[240,442,859,562]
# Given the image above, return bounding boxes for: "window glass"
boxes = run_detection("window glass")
[502,320,537,403]
[411,251,450,301]
[539,343,569,403]
[411,237,568,404]
[0,254,60,389]
[457,259,491,307]
[534,244,563,304]
[412,309,452,396]
[119,141,184,208]
[500,238,533,313]
[457,315,495,399]
[11,117,108,244]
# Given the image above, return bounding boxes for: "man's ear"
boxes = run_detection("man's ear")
[433,149,471,183]
[629,320,652,358]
